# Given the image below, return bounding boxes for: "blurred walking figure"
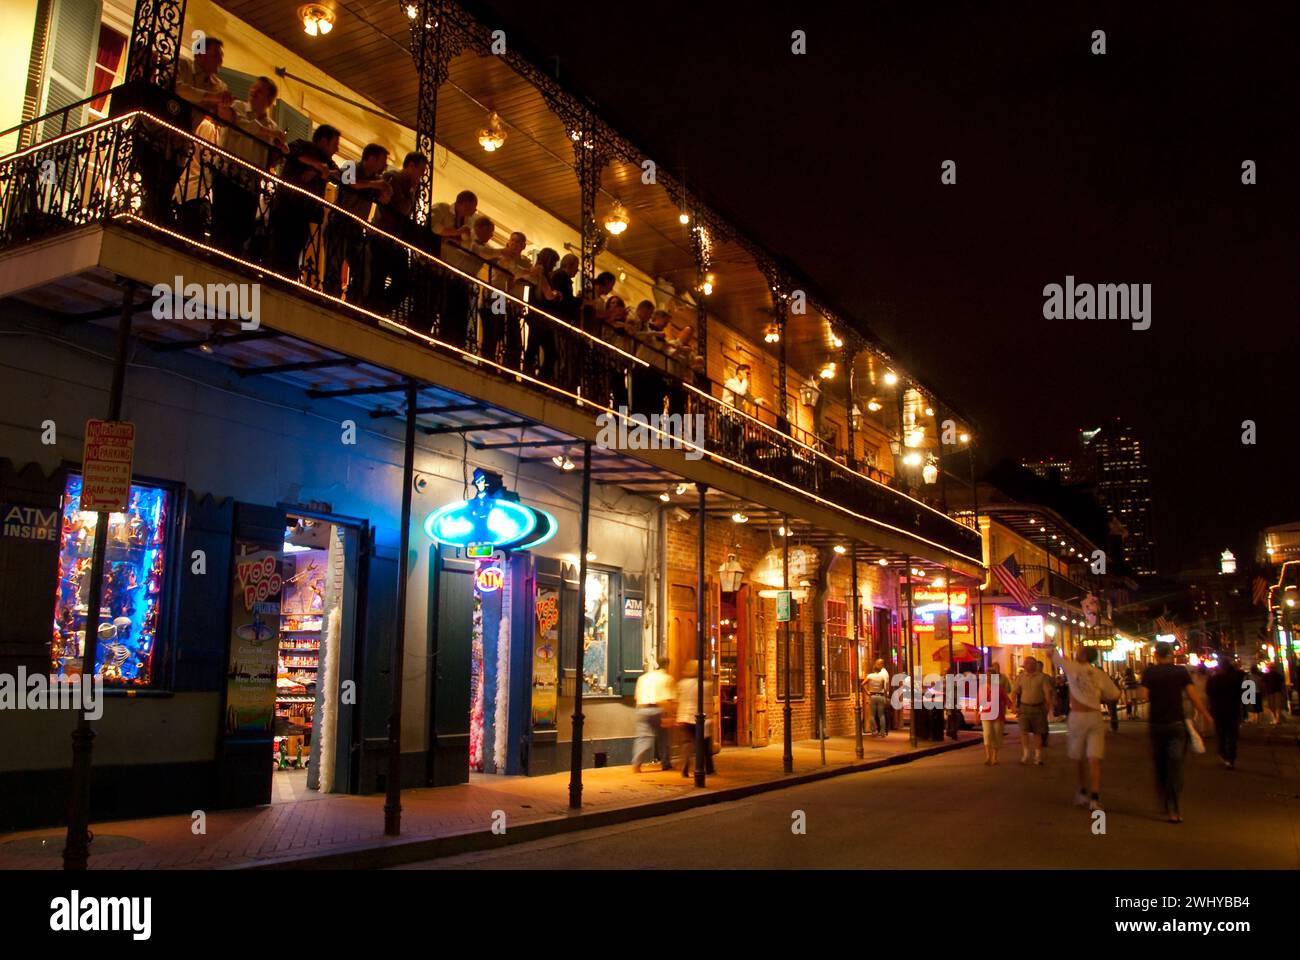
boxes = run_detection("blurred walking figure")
[1123,665,1140,718]
[1263,662,1285,725]
[1050,644,1120,812]
[632,658,675,773]
[1247,665,1264,723]
[1013,656,1053,765]
[1139,641,1213,823]
[1190,663,1211,734]
[980,663,1011,765]
[677,660,715,777]
[865,659,891,737]
[1207,658,1245,769]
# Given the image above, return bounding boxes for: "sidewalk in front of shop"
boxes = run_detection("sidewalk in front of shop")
[0,729,979,870]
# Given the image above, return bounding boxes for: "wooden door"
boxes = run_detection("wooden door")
[667,574,697,683]
[748,586,769,745]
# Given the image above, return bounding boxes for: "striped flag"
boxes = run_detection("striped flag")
[1252,576,1270,607]
[993,554,1038,610]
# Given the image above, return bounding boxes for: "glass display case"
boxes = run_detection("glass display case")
[50,473,172,686]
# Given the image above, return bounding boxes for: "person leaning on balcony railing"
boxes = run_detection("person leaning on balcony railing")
[430,207,492,350]
[520,247,561,381]
[134,36,231,226]
[365,151,428,314]
[266,123,340,281]
[323,143,391,301]
[211,76,288,255]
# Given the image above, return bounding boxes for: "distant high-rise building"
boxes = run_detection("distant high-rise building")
[1020,458,1074,484]
[1079,419,1157,575]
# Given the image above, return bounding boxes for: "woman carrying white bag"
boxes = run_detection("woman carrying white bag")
[1138,641,1215,823]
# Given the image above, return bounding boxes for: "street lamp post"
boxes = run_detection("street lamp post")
[851,543,864,759]
[782,514,793,773]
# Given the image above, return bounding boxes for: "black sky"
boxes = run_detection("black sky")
[474,0,1297,573]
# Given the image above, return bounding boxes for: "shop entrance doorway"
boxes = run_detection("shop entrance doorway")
[719,585,763,745]
[272,513,362,803]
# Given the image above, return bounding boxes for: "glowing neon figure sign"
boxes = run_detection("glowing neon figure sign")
[423,469,558,554]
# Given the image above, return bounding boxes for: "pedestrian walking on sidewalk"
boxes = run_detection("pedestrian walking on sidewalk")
[980,663,1011,765]
[632,658,675,773]
[677,660,716,777]
[1207,658,1245,769]
[1263,662,1285,725]
[865,659,891,737]
[1139,641,1214,823]
[1123,666,1139,718]
[1247,665,1264,724]
[1049,643,1121,812]
[1013,656,1053,765]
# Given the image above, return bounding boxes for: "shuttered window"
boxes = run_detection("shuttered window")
[38,0,103,140]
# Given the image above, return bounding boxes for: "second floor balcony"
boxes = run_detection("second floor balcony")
[0,18,984,576]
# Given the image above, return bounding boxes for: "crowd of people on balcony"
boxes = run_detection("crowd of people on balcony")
[65,33,961,528]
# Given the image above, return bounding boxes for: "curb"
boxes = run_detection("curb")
[237,734,981,870]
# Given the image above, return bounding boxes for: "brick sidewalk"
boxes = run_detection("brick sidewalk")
[0,731,980,870]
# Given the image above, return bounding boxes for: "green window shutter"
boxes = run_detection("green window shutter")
[619,577,643,696]
[217,66,256,103]
[40,0,102,139]
[275,101,313,146]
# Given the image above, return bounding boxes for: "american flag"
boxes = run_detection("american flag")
[993,554,1038,610]
[1252,576,1270,607]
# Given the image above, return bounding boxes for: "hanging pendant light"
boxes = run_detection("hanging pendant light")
[299,4,335,35]
[477,111,507,152]
[604,200,629,235]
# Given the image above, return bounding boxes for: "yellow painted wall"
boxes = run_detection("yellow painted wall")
[0,0,40,149]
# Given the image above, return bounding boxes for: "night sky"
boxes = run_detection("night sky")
[475,1,1297,573]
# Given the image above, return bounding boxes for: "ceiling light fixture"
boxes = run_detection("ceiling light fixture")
[476,110,506,152]
[604,200,629,235]
[731,511,748,524]
[883,370,898,386]
[299,4,335,35]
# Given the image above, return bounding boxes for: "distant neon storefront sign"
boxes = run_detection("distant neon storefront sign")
[911,588,970,634]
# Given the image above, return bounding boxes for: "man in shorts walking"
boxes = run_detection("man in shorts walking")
[1050,644,1121,811]
[1013,655,1053,765]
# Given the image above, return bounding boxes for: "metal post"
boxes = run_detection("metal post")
[782,514,793,773]
[843,344,857,470]
[568,442,592,808]
[63,280,136,871]
[905,555,917,748]
[123,0,188,90]
[945,568,955,739]
[409,0,463,220]
[384,380,418,835]
[776,301,789,435]
[694,484,707,787]
[851,544,863,758]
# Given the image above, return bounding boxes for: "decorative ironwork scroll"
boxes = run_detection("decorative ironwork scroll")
[125,0,189,91]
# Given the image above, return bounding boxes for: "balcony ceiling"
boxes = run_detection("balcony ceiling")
[210,0,915,399]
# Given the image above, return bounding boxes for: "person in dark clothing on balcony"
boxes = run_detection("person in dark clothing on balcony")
[323,143,391,301]
[521,247,562,381]
[367,151,427,315]
[548,253,580,387]
[267,124,340,281]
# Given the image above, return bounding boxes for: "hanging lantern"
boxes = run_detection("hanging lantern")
[799,378,820,407]
[477,111,507,152]
[718,554,745,593]
[850,405,863,430]
[922,456,939,485]
[604,200,630,235]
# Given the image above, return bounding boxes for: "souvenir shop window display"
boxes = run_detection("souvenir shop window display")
[50,474,172,686]
[582,569,613,696]
[274,547,326,769]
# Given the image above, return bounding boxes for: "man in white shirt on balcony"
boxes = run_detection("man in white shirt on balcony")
[1049,643,1120,811]
[211,76,287,254]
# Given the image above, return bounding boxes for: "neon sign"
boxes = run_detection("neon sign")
[476,564,505,593]
[911,588,970,634]
[423,469,557,554]
[997,614,1044,645]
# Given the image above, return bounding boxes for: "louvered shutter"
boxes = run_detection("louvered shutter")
[39,0,102,141]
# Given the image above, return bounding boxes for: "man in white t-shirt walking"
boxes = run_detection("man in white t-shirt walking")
[632,659,676,772]
[1050,644,1120,811]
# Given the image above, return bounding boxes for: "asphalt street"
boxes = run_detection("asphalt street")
[399,720,1300,869]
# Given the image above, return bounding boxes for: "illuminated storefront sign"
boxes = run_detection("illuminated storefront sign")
[911,588,970,633]
[423,469,557,554]
[997,613,1045,645]
[475,564,505,593]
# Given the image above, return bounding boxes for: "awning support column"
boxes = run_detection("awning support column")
[384,380,418,835]
[568,441,593,808]
[694,484,708,788]
[64,279,137,871]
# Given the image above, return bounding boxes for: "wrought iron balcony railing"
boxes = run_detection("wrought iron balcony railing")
[0,105,982,563]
